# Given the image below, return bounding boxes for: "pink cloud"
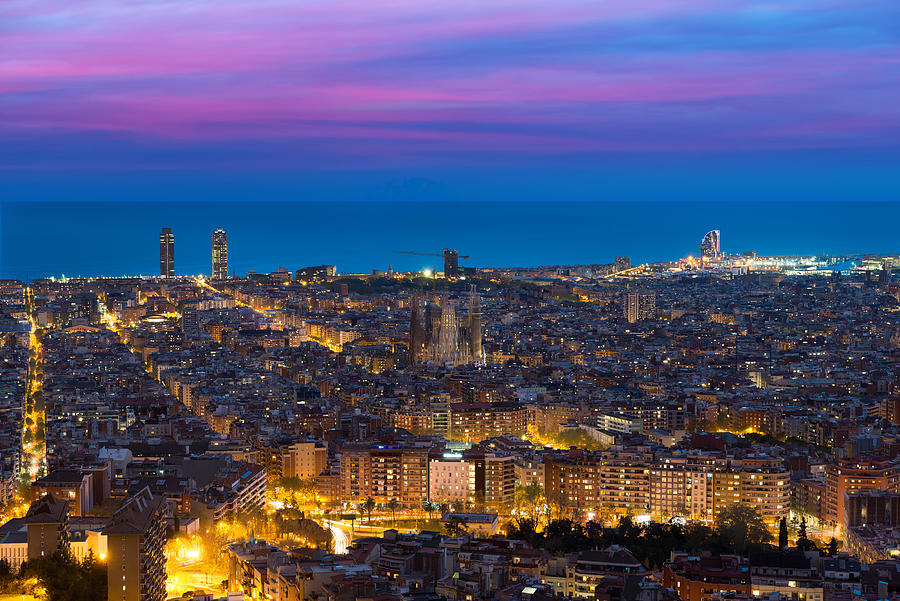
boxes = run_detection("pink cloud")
[1,0,897,158]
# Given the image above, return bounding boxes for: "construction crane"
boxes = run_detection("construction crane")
[393,250,470,259]
[393,249,469,276]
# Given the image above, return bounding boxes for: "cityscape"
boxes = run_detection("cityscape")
[2,0,899,600]
[2,227,900,601]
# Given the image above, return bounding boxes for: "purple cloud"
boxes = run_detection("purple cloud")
[1,0,898,168]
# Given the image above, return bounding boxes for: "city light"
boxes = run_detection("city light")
[1,238,895,601]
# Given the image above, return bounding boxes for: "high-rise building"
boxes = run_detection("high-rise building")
[624,291,656,323]
[700,230,721,259]
[449,402,528,442]
[24,493,70,560]
[468,286,483,364]
[339,443,430,507]
[443,249,459,277]
[181,305,200,340]
[428,452,474,504]
[278,441,328,481]
[211,228,228,280]
[409,292,425,363]
[843,489,900,530]
[481,452,517,510]
[159,228,174,278]
[824,457,900,525]
[103,486,167,601]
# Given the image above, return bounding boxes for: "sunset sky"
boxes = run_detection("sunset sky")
[2,0,898,201]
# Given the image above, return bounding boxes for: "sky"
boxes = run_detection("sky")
[1,0,899,202]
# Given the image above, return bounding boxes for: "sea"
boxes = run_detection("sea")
[1,201,898,280]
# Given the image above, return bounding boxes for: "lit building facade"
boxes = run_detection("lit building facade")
[212,228,228,279]
[280,441,328,481]
[103,486,167,601]
[428,453,474,504]
[339,443,430,507]
[546,451,788,526]
[825,458,900,526]
[624,291,655,323]
[663,552,750,601]
[159,228,174,278]
[700,229,721,260]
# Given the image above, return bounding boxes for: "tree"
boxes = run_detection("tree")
[241,506,269,538]
[716,412,732,430]
[19,550,107,601]
[422,500,436,520]
[826,537,839,556]
[444,515,469,537]
[546,490,569,523]
[716,505,770,555]
[515,483,545,524]
[778,517,789,548]
[542,519,590,554]
[0,558,13,587]
[507,517,539,546]
[796,517,816,551]
[298,477,318,498]
[387,499,399,526]
[295,518,332,549]
[361,497,376,524]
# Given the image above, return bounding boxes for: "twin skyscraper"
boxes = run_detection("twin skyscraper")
[158,227,228,278]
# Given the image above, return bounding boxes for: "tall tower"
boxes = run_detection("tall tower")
[409,292,425,363]
[159,228,174,278]
[699,230,720,260]
[443,249,459,278]
[212,228,228,279]
[434,295,460,364]
[468,285,483,364]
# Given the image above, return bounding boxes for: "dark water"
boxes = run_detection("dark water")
[1,201,897,279]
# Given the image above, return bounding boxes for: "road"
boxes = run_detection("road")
[23,288,46,482]
[324,520,350,554]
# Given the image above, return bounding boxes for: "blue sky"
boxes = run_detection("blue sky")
[1,0,898,202]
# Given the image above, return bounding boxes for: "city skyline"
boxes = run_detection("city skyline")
[4,246,900,601]
[4,200,900,281]
[3,2,900,601]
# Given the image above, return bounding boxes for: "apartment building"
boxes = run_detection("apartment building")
[103,487,167,601]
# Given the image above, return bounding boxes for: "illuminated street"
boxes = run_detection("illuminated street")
[324,520,349,555]
[22,287,46,482]
[165,535,228,598]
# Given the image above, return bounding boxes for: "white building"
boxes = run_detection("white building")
[429,454,474,504]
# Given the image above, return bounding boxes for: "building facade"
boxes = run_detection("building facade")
[103,487,167,601]
[159,228,175,278]
[212,228,228,280]
[624,291,656,323]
